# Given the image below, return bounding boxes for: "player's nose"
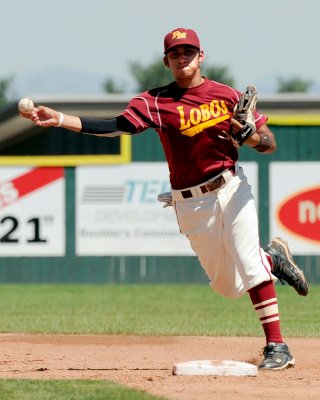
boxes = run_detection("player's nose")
[176,53,188,63]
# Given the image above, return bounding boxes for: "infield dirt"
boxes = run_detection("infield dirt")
[0,334,319,400]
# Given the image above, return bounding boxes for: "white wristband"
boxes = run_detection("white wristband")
[56,112,64,127]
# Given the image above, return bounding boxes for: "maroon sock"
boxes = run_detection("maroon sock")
[248,280,283,344]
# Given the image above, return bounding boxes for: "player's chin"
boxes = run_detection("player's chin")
[174,68,193,78]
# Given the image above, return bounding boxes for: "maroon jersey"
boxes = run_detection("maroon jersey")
[122,78,267,189]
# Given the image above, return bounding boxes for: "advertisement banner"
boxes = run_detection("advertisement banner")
[76,162,257,256]
[270,162,320,255]
[0,167,65,256]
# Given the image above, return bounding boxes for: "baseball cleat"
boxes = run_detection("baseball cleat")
[259,342,295,370]
[264,237,309,296]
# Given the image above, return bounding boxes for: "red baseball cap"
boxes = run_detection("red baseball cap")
[164,28,200,54]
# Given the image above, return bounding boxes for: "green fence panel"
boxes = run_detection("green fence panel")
[0,125,319,283]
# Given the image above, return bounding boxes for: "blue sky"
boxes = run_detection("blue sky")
[2,0,319,97]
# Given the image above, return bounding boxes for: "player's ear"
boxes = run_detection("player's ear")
[198,50,204,64]
[163,55,169,68]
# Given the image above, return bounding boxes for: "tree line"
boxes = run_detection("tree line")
[0,59,314,108]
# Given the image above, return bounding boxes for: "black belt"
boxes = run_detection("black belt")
[181,166,235,199]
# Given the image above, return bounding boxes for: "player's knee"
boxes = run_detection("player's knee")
[209,282,244,298]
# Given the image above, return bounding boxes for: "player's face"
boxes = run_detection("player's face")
[164,45,203,79]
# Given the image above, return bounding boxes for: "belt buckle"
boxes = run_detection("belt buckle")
[204,176,224,193]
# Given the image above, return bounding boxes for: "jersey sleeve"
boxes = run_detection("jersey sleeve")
[121,94,157,133]
[254,111,268,130]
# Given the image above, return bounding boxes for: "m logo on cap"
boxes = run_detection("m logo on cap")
[164,27,200,54]
[172,31,187,40]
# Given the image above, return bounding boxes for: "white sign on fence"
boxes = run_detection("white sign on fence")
[76,162,257,256]
[0,166,65,256]
[270,162,320,255]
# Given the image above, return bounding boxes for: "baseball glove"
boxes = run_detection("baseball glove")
[157,192,173,208]
[231,85,258,146]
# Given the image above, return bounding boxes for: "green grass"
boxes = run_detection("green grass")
[0,284,319,399]
[0,283,319,337]
[0,379,167,400]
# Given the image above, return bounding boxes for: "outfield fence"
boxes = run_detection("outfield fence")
[0,103,319,283]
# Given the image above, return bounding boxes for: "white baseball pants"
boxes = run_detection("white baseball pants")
[172,165,275,298]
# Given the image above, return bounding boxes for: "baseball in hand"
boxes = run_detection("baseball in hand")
[18,98,34,113]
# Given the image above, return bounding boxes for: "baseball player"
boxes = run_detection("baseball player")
[21,27,308,370]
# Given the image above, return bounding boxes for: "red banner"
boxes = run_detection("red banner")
[0,167,64,209]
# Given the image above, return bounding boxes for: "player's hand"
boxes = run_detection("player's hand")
[20,106,60,127]
[230,117,243,132]
[226,118,244,148]
[31,106,60,127]
[229,118,260,147]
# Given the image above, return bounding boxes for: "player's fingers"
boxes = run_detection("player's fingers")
[37,105,48,112]
[20,111,34,121]
[36,118,57,127]
[230,118,243,128]
[29,108,40,118]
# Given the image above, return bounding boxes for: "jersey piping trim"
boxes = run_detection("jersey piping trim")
[125,110,145,129]
[155,88,169,131]
[213,80,266,126]
[255,114,263,123]
[210,80,240,101]
[135,96,154,122]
